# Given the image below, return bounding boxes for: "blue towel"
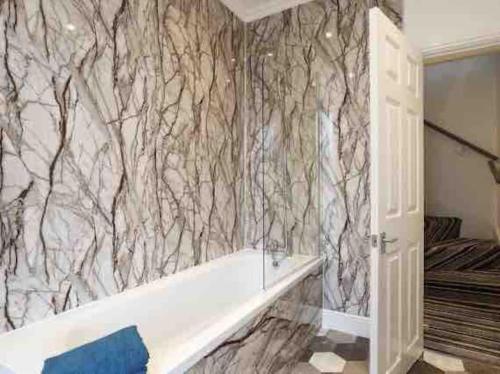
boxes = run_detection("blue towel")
[42,326,149,374]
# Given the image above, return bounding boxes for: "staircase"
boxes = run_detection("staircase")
[424,270,500,366]
[422,122,500,365]
[424,119,500,183]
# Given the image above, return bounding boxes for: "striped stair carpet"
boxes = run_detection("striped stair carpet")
[424,270,500,366]
[425,239,500,271]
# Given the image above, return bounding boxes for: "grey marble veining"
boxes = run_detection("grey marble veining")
[0,0,244,332]
[244,7,320,258]
[188,265,322,374]
[0,0,402,335]
[245,0,402,315]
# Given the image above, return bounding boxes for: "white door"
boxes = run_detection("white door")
[369,7,424,374]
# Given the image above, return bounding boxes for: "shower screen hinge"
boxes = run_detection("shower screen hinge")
[370,234,378,247]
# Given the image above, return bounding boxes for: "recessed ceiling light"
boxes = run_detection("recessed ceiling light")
[231,57,236,62]
[65,23,76,31]
[267,52,273,57]
[325,31,333,39]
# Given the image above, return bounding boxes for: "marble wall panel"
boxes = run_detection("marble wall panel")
[245,0,401,315]
[0,0,244,333]
[0,0,403,335]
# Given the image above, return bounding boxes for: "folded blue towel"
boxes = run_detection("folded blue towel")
[42,326,149,374]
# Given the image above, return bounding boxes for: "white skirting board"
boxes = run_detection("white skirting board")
[322,309,370,339]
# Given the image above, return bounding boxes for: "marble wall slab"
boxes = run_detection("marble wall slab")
[0,0,244,333]
[245,0,401,315]
[0,0,402,335]
[244,7,320,258]
[188,265,322,374]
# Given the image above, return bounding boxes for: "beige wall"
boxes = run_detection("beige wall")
[424,54,500,240]
[496,58,500,240]
[404,0,500,53]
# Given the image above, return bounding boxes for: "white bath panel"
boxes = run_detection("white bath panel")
[322,309,370,339]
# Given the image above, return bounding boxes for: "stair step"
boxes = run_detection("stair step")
[423,270,500,367]
[424,325,500,352]
[425,288,500,310]
[425,271,500,288]
[425,299,500,328]
[424,338,500,368]
[424,316,500,343]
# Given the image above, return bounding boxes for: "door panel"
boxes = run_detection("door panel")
[386,253,402,374]
[407,244,419,348]
[407,110,418,213]
[386,99,402,218]
[370,7,424,374]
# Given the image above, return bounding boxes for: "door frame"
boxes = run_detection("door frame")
[368,7,500,374]
[421,32,500,65]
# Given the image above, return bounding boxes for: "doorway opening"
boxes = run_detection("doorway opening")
[423,52,500,368]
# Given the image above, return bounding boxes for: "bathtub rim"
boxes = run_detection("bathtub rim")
[0,249,318,340]
[0,248,258,341]
[0,249,323,373]
[154,255,323,373]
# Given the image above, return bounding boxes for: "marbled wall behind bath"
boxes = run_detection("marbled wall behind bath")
[245,0,401,315]
[0,0,244,332]
[244,5,320,259]
[0,0,403,333]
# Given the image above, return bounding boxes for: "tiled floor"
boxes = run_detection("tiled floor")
[292,329,500,374]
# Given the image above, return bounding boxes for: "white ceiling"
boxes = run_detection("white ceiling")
[220,0,314,22]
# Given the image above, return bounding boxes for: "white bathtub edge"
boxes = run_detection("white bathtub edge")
[0,248,259,342]
[160,256,324,373]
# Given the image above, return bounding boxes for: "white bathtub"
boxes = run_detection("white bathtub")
[0,249,321,373]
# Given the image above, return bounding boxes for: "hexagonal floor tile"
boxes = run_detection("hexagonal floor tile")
[309,352,346,373]
[333,339,369,361]
[408,360,444,374]
[299,348,315,362]
[291,362,322,374]
[423,350,465,372]
[309,336,338,353]
[343,360,369,374]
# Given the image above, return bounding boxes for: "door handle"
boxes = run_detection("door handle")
[381,233,398,244]
[380,232,398,254]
